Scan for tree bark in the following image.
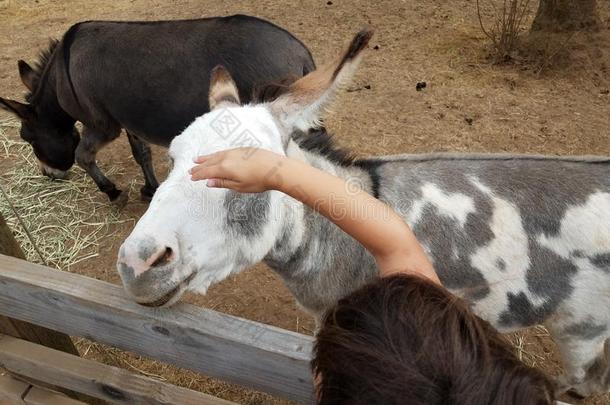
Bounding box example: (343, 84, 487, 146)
(531, 0, 601, 32)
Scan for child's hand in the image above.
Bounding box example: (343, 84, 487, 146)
(189, 148, 285, 193)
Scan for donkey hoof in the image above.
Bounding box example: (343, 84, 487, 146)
(140, 186, 156, 202)
(110, 190, 129, 208)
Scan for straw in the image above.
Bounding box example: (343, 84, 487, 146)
(0, 118, 132, 270)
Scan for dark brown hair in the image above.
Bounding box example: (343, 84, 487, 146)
(313, 275, 555, 405)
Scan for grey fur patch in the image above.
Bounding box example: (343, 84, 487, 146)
(118, 262, 135, 281)
(499, 292, 550, 327)
(565, 320, 608, 341)
(224, 191, 270, 238)
(528, 243, 577, 302)
(137, 236, 158, 262)
(572, 250, 586, 258)
(265, 221, 299, 275)
(266, 204, 376, 316)
(404, 171, 495, 302)
(499, 243, 578, 328)
(496, 258, 506, 271)
(120, 263, 175, 298)
(591, 253, 610, 272)
(478, 162, 603, 237)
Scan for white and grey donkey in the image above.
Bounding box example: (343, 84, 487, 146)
(118, 30, 610, 398)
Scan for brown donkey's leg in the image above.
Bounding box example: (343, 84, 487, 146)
(126, 132, 159, 201)
(75, 126, 125, 205)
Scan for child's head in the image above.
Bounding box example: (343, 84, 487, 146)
(313, 274, 555, 405)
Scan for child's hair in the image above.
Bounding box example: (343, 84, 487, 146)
(312, 274, 555, 405)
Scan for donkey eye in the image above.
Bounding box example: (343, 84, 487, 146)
(168, 156, 175, 169)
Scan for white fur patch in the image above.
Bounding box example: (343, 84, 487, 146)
(408, 183, 475, 227)
(537, 192, 610, 259)
(37, 160, 68, 179)
(468, 193, 540, 326)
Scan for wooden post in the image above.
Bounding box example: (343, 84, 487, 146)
(0, 213, 95, 403)
(0, 213, 79, 355)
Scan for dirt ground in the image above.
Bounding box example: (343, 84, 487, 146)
(0, 0, 609, 404)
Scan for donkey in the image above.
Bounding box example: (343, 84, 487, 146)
(117, 30, 610, 397)
(0, 15, 314, 203)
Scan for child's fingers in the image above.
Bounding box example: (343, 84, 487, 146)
(194, 155, 210, 164)
(194, 151, 224, 164)
(190, 164, 226, 181)
(206, 178, 240, 190)
(189, 155, 225, 174)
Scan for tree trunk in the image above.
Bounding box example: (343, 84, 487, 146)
(531, 0, 600, 32)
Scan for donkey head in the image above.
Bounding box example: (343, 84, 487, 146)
(117, 29, 372, 306)
(0, 60, 79, 179)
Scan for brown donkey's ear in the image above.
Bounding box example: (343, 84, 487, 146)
(18, 60, 36, 91)
(209, 65, 240, 110)
(270, 29, 373, 131)
(0, 97, 34, 121)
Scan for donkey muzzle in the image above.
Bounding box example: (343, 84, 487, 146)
(117, 237, 189, 306)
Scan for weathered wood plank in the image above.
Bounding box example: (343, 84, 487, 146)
(0, 212, 26, 260)
(0, 254, 315, 403)
(0, 334, 236, 405)
(0, 213, 79, 355)
(0, 373, 29, 404)
(23, 386, 87, 405)
(0, 213, 90, 403)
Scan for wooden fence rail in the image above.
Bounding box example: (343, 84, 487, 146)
(0, 253, 315, 404)
(0, 334, 235, 405)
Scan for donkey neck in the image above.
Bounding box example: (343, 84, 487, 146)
(264, 139, 379, 317)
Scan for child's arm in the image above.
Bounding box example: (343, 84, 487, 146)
(190, 148, 440, 285)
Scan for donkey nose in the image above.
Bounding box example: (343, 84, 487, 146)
(117, 237, 179, 302)
(149, 246, 173, 268)
(38, 161, 69, 180)
(120, 242, 176, 276)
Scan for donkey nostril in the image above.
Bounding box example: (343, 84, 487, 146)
(151, 247, 173, 268)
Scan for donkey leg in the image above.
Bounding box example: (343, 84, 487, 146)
(76, 126, 125, 204)
(126, 132, 159, 201)
(551, 330, 610, 398)
(565, 337, 610, 398)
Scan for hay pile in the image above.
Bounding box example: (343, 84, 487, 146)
(0, 118, 133, 270)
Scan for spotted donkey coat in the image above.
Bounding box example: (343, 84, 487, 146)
(118, 30, 610, 397)
(266, 134, 610, 396)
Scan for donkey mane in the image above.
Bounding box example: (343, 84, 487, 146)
(291, 128, 386, 197)
(25, 39, 59, 102)
(291, 128, 357, 167)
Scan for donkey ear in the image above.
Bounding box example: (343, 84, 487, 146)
(18, 60, 36, 91)
(0, 97, 34, 120)
(270, 29, 373, 131)
(209, 65, 240, 110)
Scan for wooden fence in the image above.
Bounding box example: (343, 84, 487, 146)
(0, 257, 580, 405)
(0, 253, 314, 404)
